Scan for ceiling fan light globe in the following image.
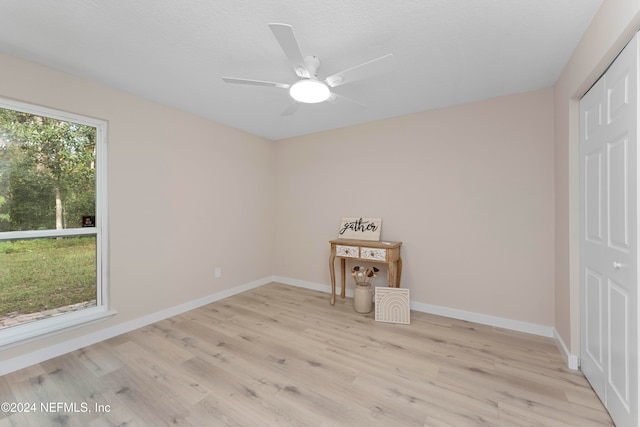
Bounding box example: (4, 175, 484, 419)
(289, 79, 330, 103)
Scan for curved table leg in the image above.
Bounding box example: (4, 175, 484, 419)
(396, 257, 403, 288)
(329, 252, 337, 305)
(388, 259, 396, 288)
(340, 258, 346, 299)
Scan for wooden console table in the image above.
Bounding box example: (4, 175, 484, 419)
(328, 239, 402, 305)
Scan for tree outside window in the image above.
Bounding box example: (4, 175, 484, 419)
(0, 103, 107, 336)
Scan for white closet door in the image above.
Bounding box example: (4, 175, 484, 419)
(580, 33, 639, 427)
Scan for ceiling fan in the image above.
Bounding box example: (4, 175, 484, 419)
(222, 23, 395, 116)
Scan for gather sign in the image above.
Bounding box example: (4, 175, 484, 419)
(338, 217, 381, 241)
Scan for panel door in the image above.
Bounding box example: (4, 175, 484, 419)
(580, 33, 639, 427)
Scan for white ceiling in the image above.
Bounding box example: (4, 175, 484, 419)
(0, 0, 602, 140)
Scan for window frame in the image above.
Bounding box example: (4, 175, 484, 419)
(0, 97, 112, 348)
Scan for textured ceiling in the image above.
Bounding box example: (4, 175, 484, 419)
(0, 0, 602, 140)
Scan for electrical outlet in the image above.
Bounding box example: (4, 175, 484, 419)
(214, 266, 222, 278)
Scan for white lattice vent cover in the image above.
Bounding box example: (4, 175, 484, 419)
(375, 287, 410, 324)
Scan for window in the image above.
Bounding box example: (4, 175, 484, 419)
(0, 98, 110, 346)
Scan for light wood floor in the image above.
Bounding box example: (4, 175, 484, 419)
(0, 282, 613, 426)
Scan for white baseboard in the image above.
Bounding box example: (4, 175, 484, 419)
(0, 276, 579, 375)
(409, 300, 554, 338)
(276, 276, 553, 337)
(275, 276, 582, 369)
(272, 275, 354, 297)
(553, 328, 580, 370)
(0, 276, 272, 376)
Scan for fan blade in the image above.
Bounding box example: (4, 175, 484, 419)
(281, 102, 300, 116)
(327, 92, 366, 110)
(325, 53, 395, 88)
(222, 77, 289, 89)
(268, 23, 310, 78)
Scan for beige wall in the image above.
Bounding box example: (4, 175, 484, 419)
(274, 88, 555, 325)
(554, 2, 640, 355)
(0, 53, 275, 361)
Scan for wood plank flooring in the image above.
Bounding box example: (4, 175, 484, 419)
(0, 282, 613, 426)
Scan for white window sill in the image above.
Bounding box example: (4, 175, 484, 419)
(0, 306, 117, 349)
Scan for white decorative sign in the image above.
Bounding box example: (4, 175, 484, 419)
(375, 287, 410, 324)
(338, 217, 381, 241)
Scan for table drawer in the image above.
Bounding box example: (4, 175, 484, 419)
(336, 245, 359, 258)
(360, 247, 387, 261)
